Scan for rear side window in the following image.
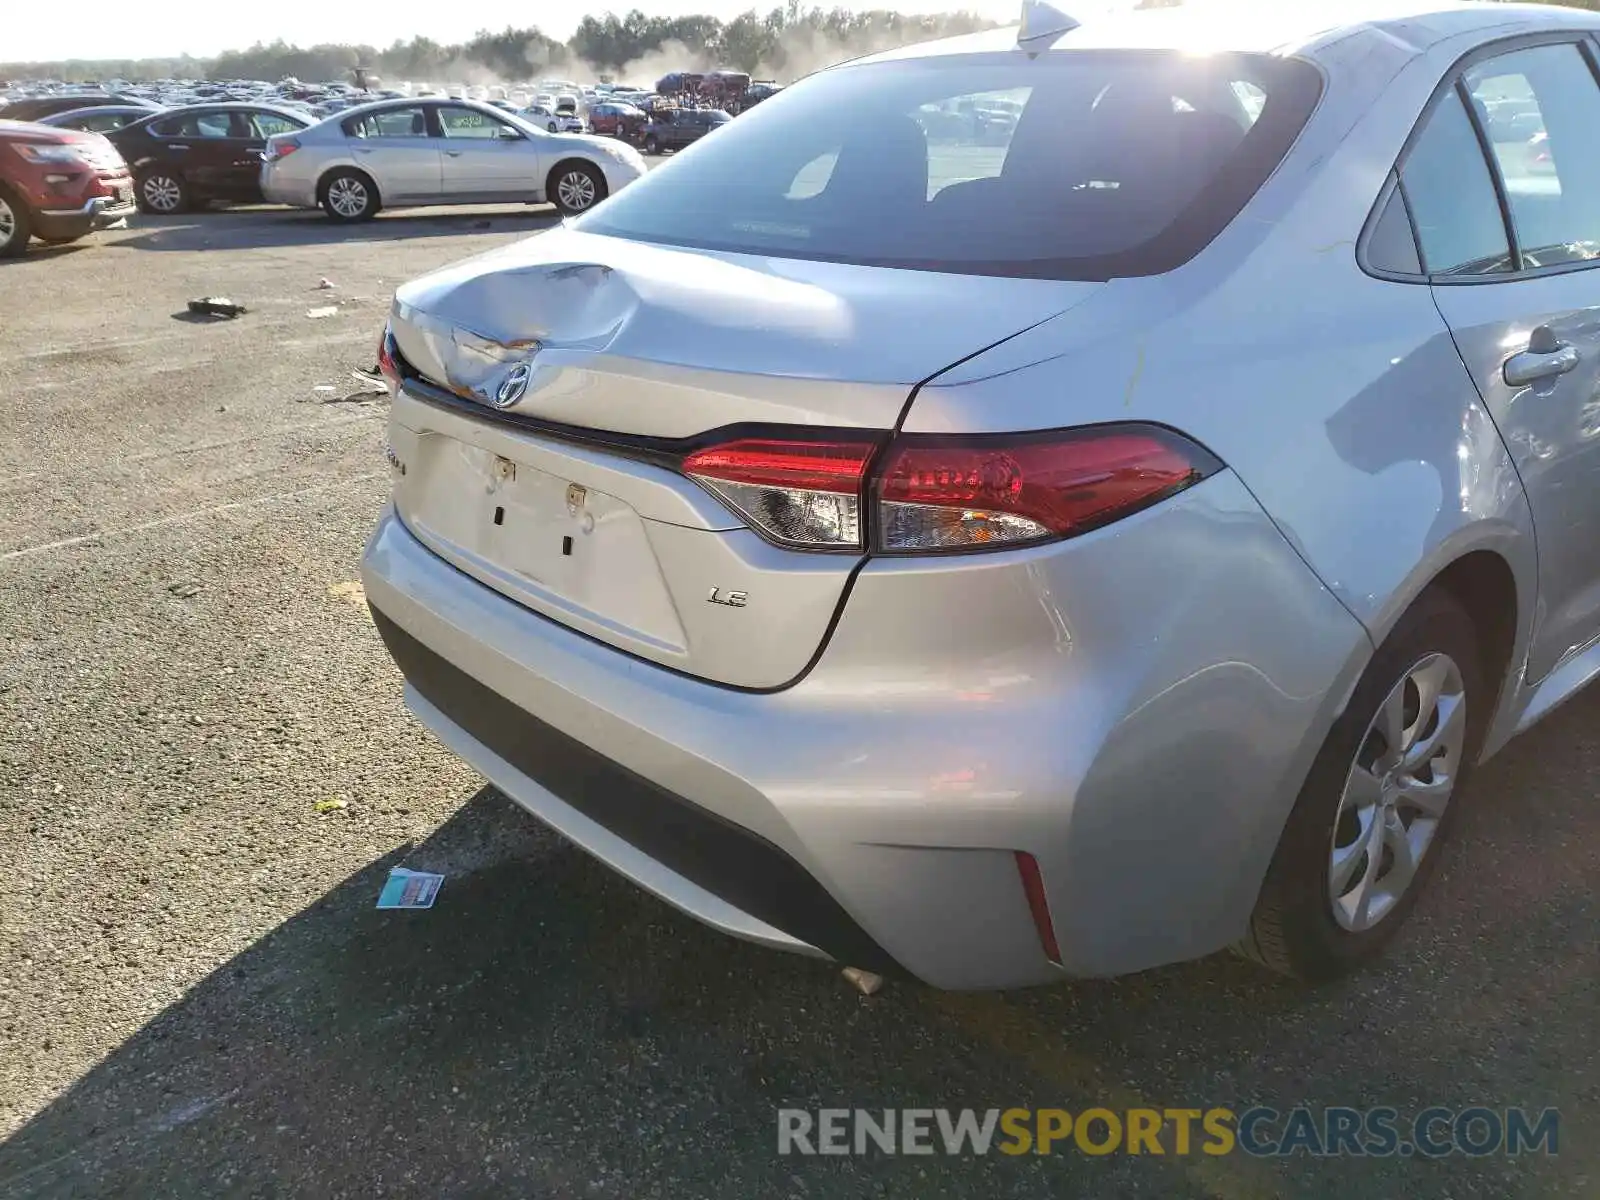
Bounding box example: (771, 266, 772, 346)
(345, 106, 429, 139)
(151, 111, 236, 139)
(1400, 90, 1512, 275)
(574, 51, 1322, 280)
(252, 112, 302, 138)
(1463, 43, 1600, 269)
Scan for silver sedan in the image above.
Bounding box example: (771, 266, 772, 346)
(259, 97, 644, 220)
(362, 2, 1600, 988)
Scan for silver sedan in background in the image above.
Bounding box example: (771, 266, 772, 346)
(259, 97, 644, 219)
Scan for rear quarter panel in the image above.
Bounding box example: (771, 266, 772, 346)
(907, 24, 1539, 729)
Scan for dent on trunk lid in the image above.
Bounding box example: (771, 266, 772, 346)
(389, 227, 1100, 438)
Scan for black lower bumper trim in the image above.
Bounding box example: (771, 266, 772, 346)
(370, 607, 902, 974)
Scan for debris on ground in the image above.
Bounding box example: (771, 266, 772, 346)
(313, 797, 348, 814)
(327, 580, 365, 605)
(350, 366, 385, 388)
(166, 582, 202, 598)
(317, 278, 336, 290)
(306, 305, 340, 319)
(376, 867, 444, 910)
(313, 384, 337, 396)
(186, 297, 247, 319)
(842, 967, 884, 996)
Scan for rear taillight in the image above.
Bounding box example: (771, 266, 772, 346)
(377, 325, 400, 395)
(682, 438, 877, 550)
(875, 425, 1218, 552)
(678, 424, 1217, 555)
(265, 137, 300, 161)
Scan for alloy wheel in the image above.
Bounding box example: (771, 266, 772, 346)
(1328, 652, 1465, 932)
(0, 195, 15, 248)
(327, 177, 368, 218)
(142, 175, 182, 212)
(556, 170, 598, 212)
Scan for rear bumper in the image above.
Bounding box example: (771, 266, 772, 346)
(362, 469, 1371, 989)
(370, 606, 897, 971)
(259, 169, 317, 209)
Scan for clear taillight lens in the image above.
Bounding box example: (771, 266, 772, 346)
(265, 137, 300, 161)
(875, 426, 1219, 552)
(681, 438, 878, 550)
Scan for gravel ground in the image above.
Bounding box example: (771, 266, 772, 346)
(0, 206, 1595, 1200)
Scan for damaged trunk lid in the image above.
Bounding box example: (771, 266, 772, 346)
(385, 226, 1095, 687)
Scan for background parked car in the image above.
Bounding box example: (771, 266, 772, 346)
(37, 105, 164, 134)
(259, 97, 644, 219)
(641, 108, 730, 155)
(588, 102, 647, 142)
(520, 104, 585, 133)
(0, 93, 160, 122)
(0, 120, 135, 256)
(108, 103, 310, 213)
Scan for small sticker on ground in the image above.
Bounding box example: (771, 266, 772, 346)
(377, 867, 443, 910)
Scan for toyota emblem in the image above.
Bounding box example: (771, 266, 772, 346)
(492, 363, 533, 409)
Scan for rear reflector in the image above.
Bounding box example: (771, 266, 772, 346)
(876, 425, 1218, 552)
(682, 438, 877, 549)
(1014, 851, 1062, 965)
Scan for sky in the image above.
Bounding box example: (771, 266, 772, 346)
(14, 0, 1029, 62)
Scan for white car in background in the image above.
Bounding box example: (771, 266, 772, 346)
(259, 97, 643, 219)
(522, 104, 585, 134)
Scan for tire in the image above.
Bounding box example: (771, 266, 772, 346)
(1238, 589, 1488, 981)
(548, 161, 607, 216)
(643, 134, 660, 155)
(0, 186, 32, 257)
(320, 170, 378, 222)
(137, 171, 188, 214)
(40, 236, 85, 246)
(547, 121, 558, 133)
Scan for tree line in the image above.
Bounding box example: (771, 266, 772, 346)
(1, 5, 1003, 86)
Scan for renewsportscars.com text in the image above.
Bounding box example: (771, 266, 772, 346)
(777, 1106, 1559, 1158)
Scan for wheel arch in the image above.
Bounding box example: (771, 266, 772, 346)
(1362, 532, 1534, 761)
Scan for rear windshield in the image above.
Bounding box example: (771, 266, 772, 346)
(576, 51, 1321, 280)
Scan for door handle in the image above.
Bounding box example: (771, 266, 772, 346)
(1504, 340, 1580, 387)
(166, 144, 190, 151)
(353, 147, 373, 155)
(444, 150, 464, 157)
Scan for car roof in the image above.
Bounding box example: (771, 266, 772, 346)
(142, 100, 307, 113)
(861, 1, 1600, 65)
(45, 104, 156, 119)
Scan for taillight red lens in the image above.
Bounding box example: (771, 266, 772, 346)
(678, 425, 1217, 554)
(876, 425, 1217, 552)
(377, 325, 400, 394)
(268, 138, 300, 160)
(682, 438, 877, 549)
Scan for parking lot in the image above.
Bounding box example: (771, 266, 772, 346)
(0, 206, 1596, 1199)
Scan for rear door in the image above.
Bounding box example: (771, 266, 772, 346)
(345, 104, 442, 204)
(149, 109, 237, 194)
(239, 109, 304, 197)
(435, 104, 539, 200)
(1409, 37, 1600, 681)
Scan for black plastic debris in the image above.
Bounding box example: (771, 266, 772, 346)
(187, 297, 247, 319)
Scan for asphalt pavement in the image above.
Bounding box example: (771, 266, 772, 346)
(0, 205, 1595, 1199)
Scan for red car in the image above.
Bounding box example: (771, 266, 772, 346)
(587, 102, 647, 142)
(0, 120, 136, 256)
